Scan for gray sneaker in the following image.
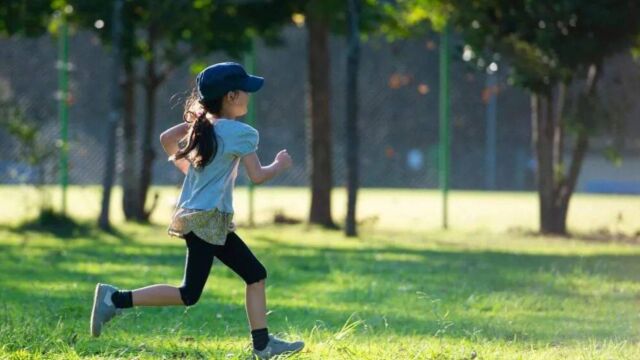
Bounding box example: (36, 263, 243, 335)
(253, 334, 304, 359)
(90, 283, 123, 337)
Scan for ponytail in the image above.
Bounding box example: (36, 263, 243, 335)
(172, 88, 222, 170)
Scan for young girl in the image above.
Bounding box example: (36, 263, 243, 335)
(90, 62, 304, 359)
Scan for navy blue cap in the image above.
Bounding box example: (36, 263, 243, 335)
(196, 62, 264, 101)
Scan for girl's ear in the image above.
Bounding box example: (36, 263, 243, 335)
(221, 91, 235, 106)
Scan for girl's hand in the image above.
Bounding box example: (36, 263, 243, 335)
(275, 149, 292, 170)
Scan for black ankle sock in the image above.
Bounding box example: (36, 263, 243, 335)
(251, 327, 269, 351)
(111, 290, 133, 309)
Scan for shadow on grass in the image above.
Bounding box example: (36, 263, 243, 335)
(1, 213, 136, 245)
(11, 209, 95, 238)
(507, 226, 640, 245)
(1, 227, 639, 347)
(252, 233, 640, 283)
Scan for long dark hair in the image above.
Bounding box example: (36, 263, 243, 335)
(171, 88, 223, 170)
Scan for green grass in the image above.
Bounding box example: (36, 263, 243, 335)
(1, 185, 639, 234)
(1, 186, 639, 359)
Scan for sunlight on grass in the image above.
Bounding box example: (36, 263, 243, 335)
(0, 187, 639, 358)
(1, 185, 638, 234)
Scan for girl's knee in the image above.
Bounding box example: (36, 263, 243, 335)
(247, 264, 267, 286)
(179, 285, 203, 306)
(246, 276, 266, 288)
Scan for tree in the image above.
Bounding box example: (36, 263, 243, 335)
(70, 0, 305, 222)
(112, 0, 385, 229)
(0, 101, 57, 213)
(389, 0, 640, 234)
(98, 0, 124, 231)
(345, 0, 361, 236)
(0, 1, 52, 37)
(0, 0, 66, 219)
(305, 0, 336, 228)
(304, 0, 387, 229)
(66, 0, 140, 223)
(134, 0, 305, 221)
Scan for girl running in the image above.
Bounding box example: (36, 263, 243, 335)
(90, 62, 304, 359)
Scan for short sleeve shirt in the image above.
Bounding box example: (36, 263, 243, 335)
(167, 119, 258, 245)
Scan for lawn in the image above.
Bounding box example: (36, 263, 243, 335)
(0, 186, 639, 359)
(2, 185, 639, 234)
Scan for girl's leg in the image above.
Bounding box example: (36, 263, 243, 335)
(211, 232, 304, 356)
(212, 232, 268, 330)
(245, 279, 267, 330)
(112, 232, 216, 308)
(91, 233, 216, 337)
(131, 284, 183, 306)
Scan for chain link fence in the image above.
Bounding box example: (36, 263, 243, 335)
(1, 26, 638, 192)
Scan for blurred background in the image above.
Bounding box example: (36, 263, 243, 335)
(1, 0, 638, 236)
(1, 2, 640, 358)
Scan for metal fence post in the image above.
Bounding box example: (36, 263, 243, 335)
(57, 6, 70, 215)
(438, 24, 451, 230)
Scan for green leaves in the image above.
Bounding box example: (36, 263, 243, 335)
(378, 0, 449, 40)
(0, 101, 54, 168)
(0, 0, 53, 37)
(389, 0, 640, 95)
(189, 61, 208, 77)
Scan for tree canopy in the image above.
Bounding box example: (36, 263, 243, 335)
(389, 0, 640, 93)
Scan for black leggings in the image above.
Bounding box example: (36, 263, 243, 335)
(178, 231, 267, 306)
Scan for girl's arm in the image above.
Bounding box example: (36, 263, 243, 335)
(159, 123, 190, 175)
(242, 150, 292, 185)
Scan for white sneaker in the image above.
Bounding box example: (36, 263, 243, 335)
(90, 283, 123, 337)
(253, 334, 304, 359)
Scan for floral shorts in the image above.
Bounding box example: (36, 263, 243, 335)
(167, 207, 236, 246)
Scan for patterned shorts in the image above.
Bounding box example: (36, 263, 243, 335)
(167, 207, 236, 246)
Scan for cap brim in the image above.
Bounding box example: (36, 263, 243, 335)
(242, 75, 264, 93)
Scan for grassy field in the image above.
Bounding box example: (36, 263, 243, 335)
(1, 185, 639, 234)
(0, 186, 639, 359)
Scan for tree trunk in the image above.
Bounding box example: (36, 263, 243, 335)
(121, 57, 137, 220)
(134, 23, 160, 222)
(553, 64, 599, 231)
(531, 91, 566, 235)
(306, 3, 335, 228)
(532, 92, 558, 234)
(98, 0, 124, 231)
(533, 64, 599, 235)
(553, 83, 566, 170)
(345, 0, 360, 237)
